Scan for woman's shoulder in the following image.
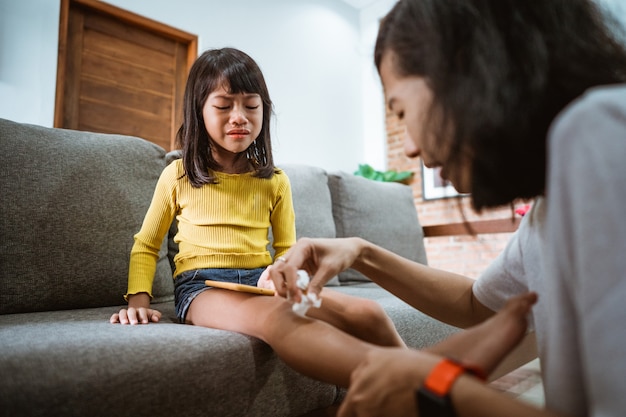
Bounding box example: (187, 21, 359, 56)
(549, 84, 626, 146)
(550, 84, 626, 141)
(568, 84, 625, 115)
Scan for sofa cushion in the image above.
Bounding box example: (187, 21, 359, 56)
(0, 285, 459, 417)
(276, 164, 339, 285)
(327, 171, 428, 284)
(0, 303, 339, 417)
(0, 118, 174, 314)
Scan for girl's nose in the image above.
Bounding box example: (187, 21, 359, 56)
(230, 107, 247, 124)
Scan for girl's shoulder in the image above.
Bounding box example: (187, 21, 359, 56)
(159, 158, 185, 183)
(272, 166, 290, 183)
(165, 158, 184, 172)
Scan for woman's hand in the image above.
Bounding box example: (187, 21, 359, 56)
(270, 237, 365, 301)
(338, 347, 440, 417)
(109, 292, 161, 325)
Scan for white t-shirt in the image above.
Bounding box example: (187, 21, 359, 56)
(473, 84, 626, 417)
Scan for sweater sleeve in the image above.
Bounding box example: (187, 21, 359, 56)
(270, 171, 296, 260)
(125, 162, 179, 299)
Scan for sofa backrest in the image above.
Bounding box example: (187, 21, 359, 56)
(0, 118, 175, 315)
(0, 118, 428, 314)
(278, 165, 428, 285)
(326, 171, 428, 284)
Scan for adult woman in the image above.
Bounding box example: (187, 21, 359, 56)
(270, 0, 626, 416)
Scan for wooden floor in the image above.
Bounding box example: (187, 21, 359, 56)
(490, 358, 544, 406)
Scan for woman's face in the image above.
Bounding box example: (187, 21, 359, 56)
(379, 51, 471, 193)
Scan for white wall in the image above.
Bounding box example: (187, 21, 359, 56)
(0, 0, 394, 173)
(9, 0, 618, 173)
(0, 0, 61, 129)
(358, 0, 398, 170)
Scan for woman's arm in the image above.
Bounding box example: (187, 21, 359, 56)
(353, 238, 493, 328)
(339, 294, 558, 417)
(452, 373, 563, 417)
(274, 237, 493, 328)
(336, 347, 562, 417)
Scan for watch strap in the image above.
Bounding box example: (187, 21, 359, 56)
(417, 358, 487, 417)
(423, 358, 468, 396)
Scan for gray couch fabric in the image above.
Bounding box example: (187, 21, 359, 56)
(0, 119, 174, 314)
(0, 118, 459, 417)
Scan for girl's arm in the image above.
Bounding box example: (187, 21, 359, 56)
(270, 173, 297, 260)
(110, 163, 179, 325)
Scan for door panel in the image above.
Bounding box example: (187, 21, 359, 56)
(55, 0, 197, 151)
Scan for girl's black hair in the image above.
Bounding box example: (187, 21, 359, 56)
(176, 48, 276, 187)
(375, 0, 626, 211)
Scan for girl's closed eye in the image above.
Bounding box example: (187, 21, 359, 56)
(245, 97, 262, 110)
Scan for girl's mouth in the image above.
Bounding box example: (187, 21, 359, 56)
(227, 128, 250, 136)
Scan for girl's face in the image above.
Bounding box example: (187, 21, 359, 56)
(203, 84, 263, 161)
(379, 51, 471, 193)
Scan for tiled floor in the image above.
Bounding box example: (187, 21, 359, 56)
(490, 358, 544, 406)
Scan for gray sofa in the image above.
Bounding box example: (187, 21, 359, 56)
(0, 118, 459, 417)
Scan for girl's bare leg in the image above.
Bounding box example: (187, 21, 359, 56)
(259, 266, 404, 347)
(186, 289, 378, 387)
(306, 289, 406, 348)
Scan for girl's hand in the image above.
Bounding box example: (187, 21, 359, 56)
(110, 307, 162, 325)
(270, 237, 364, 301)
(109, 292, 161, 325)
(257, 265, 278, 295)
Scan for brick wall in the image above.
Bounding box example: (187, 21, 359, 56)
(385, 110, 521, 279)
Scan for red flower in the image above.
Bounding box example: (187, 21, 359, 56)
(515, 204, 531, 217)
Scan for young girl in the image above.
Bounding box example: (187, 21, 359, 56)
(271, 0, 626, 416)
(110, 47, 413, 387)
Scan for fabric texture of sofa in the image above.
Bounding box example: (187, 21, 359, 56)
(0, 118, 459, 417)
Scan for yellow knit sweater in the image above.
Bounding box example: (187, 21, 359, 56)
(126, 159, 296, 298)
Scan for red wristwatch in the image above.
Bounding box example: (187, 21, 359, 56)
(416, 358, 486, 417)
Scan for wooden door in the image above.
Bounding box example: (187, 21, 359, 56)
(54, 0, 197, 151)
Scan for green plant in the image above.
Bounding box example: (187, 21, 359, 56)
(353, 164, 414, 183)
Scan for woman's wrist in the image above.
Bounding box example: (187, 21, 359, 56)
(416, 358, 487, 417)
(351, 237, 373, 268)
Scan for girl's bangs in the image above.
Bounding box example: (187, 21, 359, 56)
(222, 66, 260, 95)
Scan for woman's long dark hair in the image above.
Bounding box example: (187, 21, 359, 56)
(176, 48, 275, 187)
(375, 0, 626, 211)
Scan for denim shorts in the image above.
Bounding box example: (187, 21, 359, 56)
(174, 267, 266, 323)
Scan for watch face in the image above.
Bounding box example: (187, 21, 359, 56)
(416, 388, 457, 417)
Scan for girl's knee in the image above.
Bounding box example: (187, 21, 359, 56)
(345, 298, 392, 329)
(343, 298, 403, 346)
